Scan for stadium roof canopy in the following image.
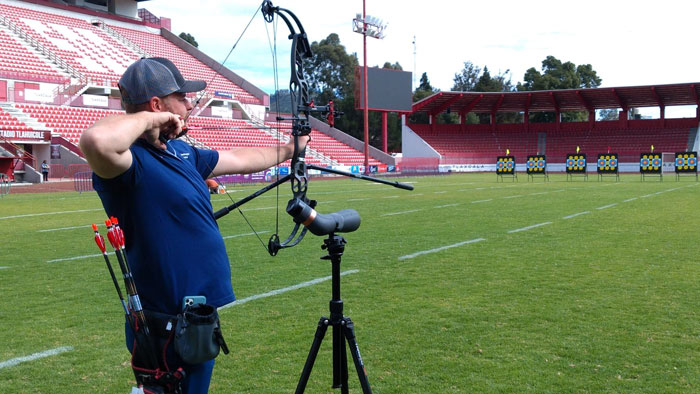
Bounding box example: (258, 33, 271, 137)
(412, 82, 700, 116)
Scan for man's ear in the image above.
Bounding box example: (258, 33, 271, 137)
(147, 96, 163, 112)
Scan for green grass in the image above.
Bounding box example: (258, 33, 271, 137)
(0, 173, 699, 393)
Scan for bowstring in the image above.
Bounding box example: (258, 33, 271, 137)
(264, 11, 283, 245)
(180, 2, 271, 253)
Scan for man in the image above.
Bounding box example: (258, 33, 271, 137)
(41, 160, 49, 182)
(80, 57, 308, 393)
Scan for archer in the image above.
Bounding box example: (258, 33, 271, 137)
(79, 57, 308, 393)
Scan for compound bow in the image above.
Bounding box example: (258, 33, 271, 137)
(209, 1, 413, 256)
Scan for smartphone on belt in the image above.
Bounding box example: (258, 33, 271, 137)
(182, 295, 206, 310)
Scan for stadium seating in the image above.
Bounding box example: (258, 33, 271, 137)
(0, 3, 137, 86)
(410, 121, 695, 164)
(109, 25, 262, 105)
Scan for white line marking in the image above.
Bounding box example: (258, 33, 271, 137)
(434, 203, 460, 208)
(623, 197, 638, 202)
(38, 224, 93, 233)
(529, 192, 549, 196)
(382, 195, 400, 199)
(0, 266, 9, 270)
(472, 199, 492, 203)
(222, 231, 270, 239)
(381, 209, 422, 217)
(563, 211, 591, 219)
(347, 198, 370, 202)
(398, 238, 486, 261)
(503, 195, 523, 199)
(0, 208, 102, 220)
(507, 222, 552, 234)
(219, 270, 359, 309)
(48, 232, 266, 263)
(641, 194, 654, 198)
(0, 346, 73, 369)
(47, 253, 107, 263)
(596, 203, 618, 210)
(433, 191, 447, 194)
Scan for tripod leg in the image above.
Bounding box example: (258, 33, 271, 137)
(332, 320, 349, 393)
(296, 317, 329, 394)
(343, 317, 373, 394)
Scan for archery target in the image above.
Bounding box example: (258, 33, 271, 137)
(597, 153, 619, 174)
(640, 153, 662, 174)
(675, 152, 698, 173)
(526, 155, 546, 174)
(566, 154, 587, 174)
(496, 156, 515, 174)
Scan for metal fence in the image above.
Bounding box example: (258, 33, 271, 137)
(73, 171, 93, 193)
(0, 173, 10, 197)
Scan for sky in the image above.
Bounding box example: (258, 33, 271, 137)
(140, 0, 700, 116)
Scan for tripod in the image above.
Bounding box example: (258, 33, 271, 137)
(295, 233, 372, 394)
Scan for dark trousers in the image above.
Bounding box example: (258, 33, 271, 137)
(42, 172, 48, 181)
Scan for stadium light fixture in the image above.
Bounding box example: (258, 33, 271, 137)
(353, 2, 387, 174)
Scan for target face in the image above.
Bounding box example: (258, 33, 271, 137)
(640, 153, 661, 174)
(496, 156, 515, 174)
(597, 153, 619, 174)
(526, 155, 546, 174)
(566, 153, 587, 174)
(675, 151, 698, 173)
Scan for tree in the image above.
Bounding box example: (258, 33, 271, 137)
(452, 61, 481, 92)
(409, 72, 439, 124)
(178, 32, 198, 47)
(517, 56, 602, 122)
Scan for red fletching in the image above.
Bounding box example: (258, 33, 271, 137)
(111, 216, 126, 248)
(92, 224, 107, 253)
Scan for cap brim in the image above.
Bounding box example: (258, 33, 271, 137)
(176, 80, 206, 93)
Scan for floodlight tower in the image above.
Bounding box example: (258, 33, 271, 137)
(353, 2, 386, 174)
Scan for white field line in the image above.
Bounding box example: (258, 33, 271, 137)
(38, 224, 94, 233)
(507, 222, 552, 234)
(0, 346, 73, 370)
(596, 203, 618, 210)
(47, 232, 265, 262)
(47, 252, 109, 263)
(503, 195, 523, 199)
(382, 195, 400, 199)
(623, 197, 638, 202)
(398, 238, 486, 261)
(219, 270, 359, 310)
(0, 208, 102, 220)
(347, 198, 370, 201)
(381, 209, 422, 217)
(434, 203, 460, 208)
(563, 211, 591, 220)
(0, 266, 8, 269)
(472, 199, 492, 204)
(222, 231, 270, 239)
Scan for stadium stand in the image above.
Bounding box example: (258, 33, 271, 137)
(109, 24, 262, 105)
(406, 88, 700, 171)
(0, 0, 390, 183)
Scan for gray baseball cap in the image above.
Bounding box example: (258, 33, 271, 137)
(119, 57, 206, 105)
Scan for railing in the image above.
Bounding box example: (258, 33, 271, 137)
(0, 14, 83, 81)
(0, 135, 36, 169)
(92, 19, 151, 58)
(0, 173, 10, 197)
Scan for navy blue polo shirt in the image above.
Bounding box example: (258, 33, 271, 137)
(93, 138, 235, 315)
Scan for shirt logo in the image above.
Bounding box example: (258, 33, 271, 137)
(179, 152, 190, 159)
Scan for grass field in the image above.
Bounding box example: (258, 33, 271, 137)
(1, 173, 699, 393)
